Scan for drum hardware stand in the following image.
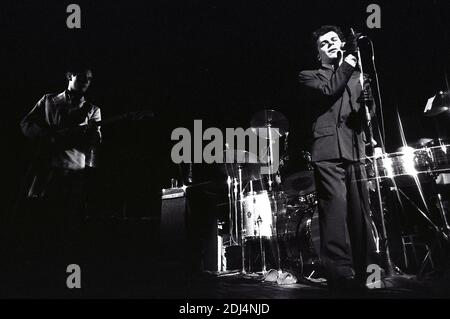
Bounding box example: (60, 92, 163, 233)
(256, 215, 267, 274)
(422, 176, 450, 277)
(437, 193, 450, 235)
(227, 176, 239, 246)
(269, 192, 283, 274)
(233, 177, 239, 245)
(283, 132, 289, 164)
(262, 123, 283, 273)
(353, 29, 396, 276)
(390, 186, 450, 278)
(266, 125, 274, 192)
(301, 151, 314, 171)
(370, 215, 381, 254)
(430, 170, 450, 236)
(238, 167, 247, 274)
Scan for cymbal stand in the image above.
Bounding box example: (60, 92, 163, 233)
(266, 126, 274, 192)
(238, 167, 246, 274)
(264, 126, 283, 273)
(227, 176, 238, 245)
(233, 178, 239, 244)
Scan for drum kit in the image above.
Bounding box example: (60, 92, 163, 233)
(220, 105, 450, 279)
(221, 109, 320, 277)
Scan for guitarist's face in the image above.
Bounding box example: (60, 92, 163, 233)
(68, 70, 93, 93)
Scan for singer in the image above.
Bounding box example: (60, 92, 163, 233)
(19, 64, 101, 261)
(298, 25, 379, 292)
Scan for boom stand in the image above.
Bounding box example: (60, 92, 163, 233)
(354, 36, 396, 276)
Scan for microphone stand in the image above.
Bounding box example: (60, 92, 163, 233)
(352, 29, 396, 277)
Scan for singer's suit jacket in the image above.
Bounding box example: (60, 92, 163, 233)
(299, 61, 374, 162)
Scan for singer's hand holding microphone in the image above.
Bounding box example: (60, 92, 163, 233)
(341, 32, 364, 67)
(343, 32, 363, 55)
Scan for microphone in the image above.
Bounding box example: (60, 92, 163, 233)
(341, 29, 369, 54)
(350, 27, 369, 40)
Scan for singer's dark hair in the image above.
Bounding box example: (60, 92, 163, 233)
(311, 25, 345, 52)
(65, 63, 92, 80)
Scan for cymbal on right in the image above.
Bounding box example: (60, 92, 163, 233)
(409, 138, 433, 148)
(424, 91, 450, 117)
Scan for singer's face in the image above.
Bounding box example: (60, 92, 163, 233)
(68, 70, 93, 93)
(317, 31, 344, 64)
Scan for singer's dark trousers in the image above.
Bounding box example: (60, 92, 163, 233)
(314, 159, 378, 285)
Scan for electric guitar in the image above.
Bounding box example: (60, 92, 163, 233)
(25, 109, 154, 198)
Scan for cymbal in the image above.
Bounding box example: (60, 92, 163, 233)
(221, 150, 263, 181)
(223, 149, 259, 164)
(283, 171, 315, 197)
(424, 91, 450, 117)
(250, 109, 289, 138)
(409, 138, 433, 148)
(425, 138, 449, 147)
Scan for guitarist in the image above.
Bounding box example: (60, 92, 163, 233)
(19, 65, 101, 252)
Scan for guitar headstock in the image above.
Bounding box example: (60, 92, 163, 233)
(128, 110, 155, 121)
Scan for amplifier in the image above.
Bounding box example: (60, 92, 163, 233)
(160, 188, 187, 265)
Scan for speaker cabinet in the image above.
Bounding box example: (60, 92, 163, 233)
(160, 188, 188, 265)
(160, 187, 220, 273)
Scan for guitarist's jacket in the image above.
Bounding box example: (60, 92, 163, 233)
(20, 90, 101, 198)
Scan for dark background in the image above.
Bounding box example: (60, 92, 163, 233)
(1, 0, 450, 298)
(1, 0, 450, 221)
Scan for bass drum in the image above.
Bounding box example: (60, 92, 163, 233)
(277, 205, 321, 276)
(242, 191, 286, 238)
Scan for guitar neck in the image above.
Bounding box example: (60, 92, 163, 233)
(54, 110, 153, 134)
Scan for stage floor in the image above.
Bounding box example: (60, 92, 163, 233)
(1, 218, 450, 299)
